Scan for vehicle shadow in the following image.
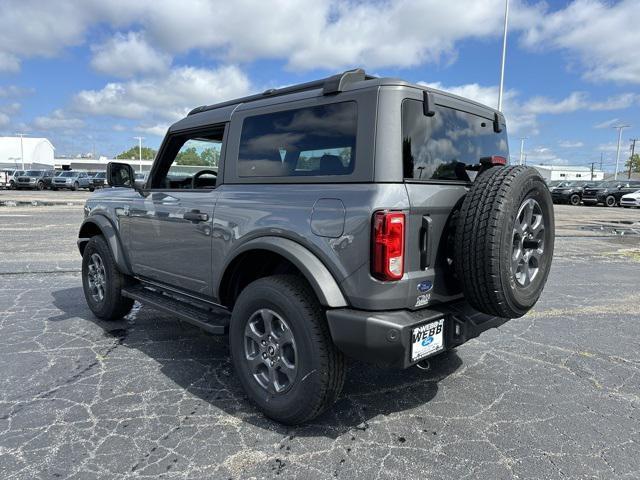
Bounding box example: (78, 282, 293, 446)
(50, 286, 463, 438)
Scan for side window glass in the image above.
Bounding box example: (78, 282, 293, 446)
(237, 102, 357, 177)
(402, 99, 509, 182)
(151, 129, 224, 189)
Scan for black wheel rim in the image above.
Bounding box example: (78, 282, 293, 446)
(511, 198, 546, 287)
(87, 253, 106, 303)
(243, 308, 298, 394)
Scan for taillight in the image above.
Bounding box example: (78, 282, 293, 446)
(371, 211, 405, 281)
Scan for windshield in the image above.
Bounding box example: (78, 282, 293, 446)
(25, 170, 42, 176)
(94, 172, 106, 178)
(59, 172, 75, 178)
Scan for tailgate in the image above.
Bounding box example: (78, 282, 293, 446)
(403, 182, 467, 308)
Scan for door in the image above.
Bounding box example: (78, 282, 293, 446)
(127, 126, 225, 296)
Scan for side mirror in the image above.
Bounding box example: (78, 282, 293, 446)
(106, 162, 135, 188)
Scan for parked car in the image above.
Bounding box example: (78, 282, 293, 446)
(90, 171, 107, 189)
(77, 69, 555, 424)
(0, 169, 14, 189)
(550, 180, 597, 205)
(14, 169, 56, 190)
(583, 180, 640, 206)
(51, 171, 94, 191)
(620, 190, 640, 208)
(3, 170, 24, 189)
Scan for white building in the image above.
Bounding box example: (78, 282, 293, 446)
(0, 136, 55, 169)
(531, 164, 604, 182)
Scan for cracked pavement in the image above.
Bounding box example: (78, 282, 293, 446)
(0, 202, 639, 479)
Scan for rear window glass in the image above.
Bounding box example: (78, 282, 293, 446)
(238, 102, 357, 177)
(402, 99, 509, 182)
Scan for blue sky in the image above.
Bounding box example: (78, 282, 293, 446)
(0, 0, 638, 171)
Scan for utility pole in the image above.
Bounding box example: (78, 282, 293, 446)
(629, 138, 637, 179)
(590, 162, 596, 181)
(497, 0, 510, 111)
(613, 125, 630, 180)
(519, 137, 527, 165)
(599, 152, 603, 170)
(133, 136, 144, 173)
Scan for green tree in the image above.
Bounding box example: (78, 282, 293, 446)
(116, 146, 157, 160)
(199, 148, 220, 167)
(175, 147, 201, 165)
(625, 153, 640, 174)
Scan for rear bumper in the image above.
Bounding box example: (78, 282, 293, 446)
(326, 301, 508, 369)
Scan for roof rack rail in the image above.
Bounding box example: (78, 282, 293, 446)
(188, 68, 373, 116)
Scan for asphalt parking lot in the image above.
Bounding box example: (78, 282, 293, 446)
(1, 192, 639, 479)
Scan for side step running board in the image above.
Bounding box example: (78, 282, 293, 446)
(122, 285, 230, 334)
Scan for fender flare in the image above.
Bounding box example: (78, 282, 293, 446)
(77, 215, 133, 275)
(219, 236, 347, 308)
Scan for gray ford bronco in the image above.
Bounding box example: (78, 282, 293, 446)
(78, 69, 554, 424)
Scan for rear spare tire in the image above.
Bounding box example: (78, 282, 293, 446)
(454, 166, 554, 318)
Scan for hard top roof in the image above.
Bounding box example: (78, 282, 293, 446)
(171, 68, 502, 132)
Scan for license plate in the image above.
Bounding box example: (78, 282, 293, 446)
(411, 319, 445, 362)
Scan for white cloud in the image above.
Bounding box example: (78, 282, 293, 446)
(0, 85, 32, 97)
(0, 0, 542, 72)
(32, 109, 84, 130)
(521, 0, 640, 84)
(135, 124, 170, 137)
(526, 146, 570, 166)
(523, 92, 588, 115)
(593, 118, 621, 129)
(422, 81, 538, 135)
(558, 141, 584, 148)
(73, 65, 251, 122)
(90, 32, 171, 78)
(0, 52, 20, 72)
(522, 92, 638, 115)
(0, 112, 9, 127)
(597, 142, 619, 152)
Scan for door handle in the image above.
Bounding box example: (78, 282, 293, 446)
(183, 210, 209, 222)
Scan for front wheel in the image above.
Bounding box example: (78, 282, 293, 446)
(89, 186, 95, 192)
(81, 235, 134, 320)
(229, 275, 345, 425)
(605, 195, 616, 207)
(73, 181, 79, 191)
(570, 194, 581, 206)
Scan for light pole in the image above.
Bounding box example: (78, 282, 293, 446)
(133, 136, 144, 173)
(497, 0, 510, 111)
(612, 125, 630, 180)
(14, 133, 27, 170)
(519, 137, 527, 165)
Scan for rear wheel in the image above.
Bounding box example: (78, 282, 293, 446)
(569, 193, 581, 206)
(229, 275, 345, 425)
(73, 181, 79, 191)
(455, 166, 554, 318)
(605, 195, 616, 207)
(81, 235, 134, 320)
(36, 181, 44, 190)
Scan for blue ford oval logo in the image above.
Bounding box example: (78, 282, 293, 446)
(417, 280, 433, 293)
(421, 337, 433, 347)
